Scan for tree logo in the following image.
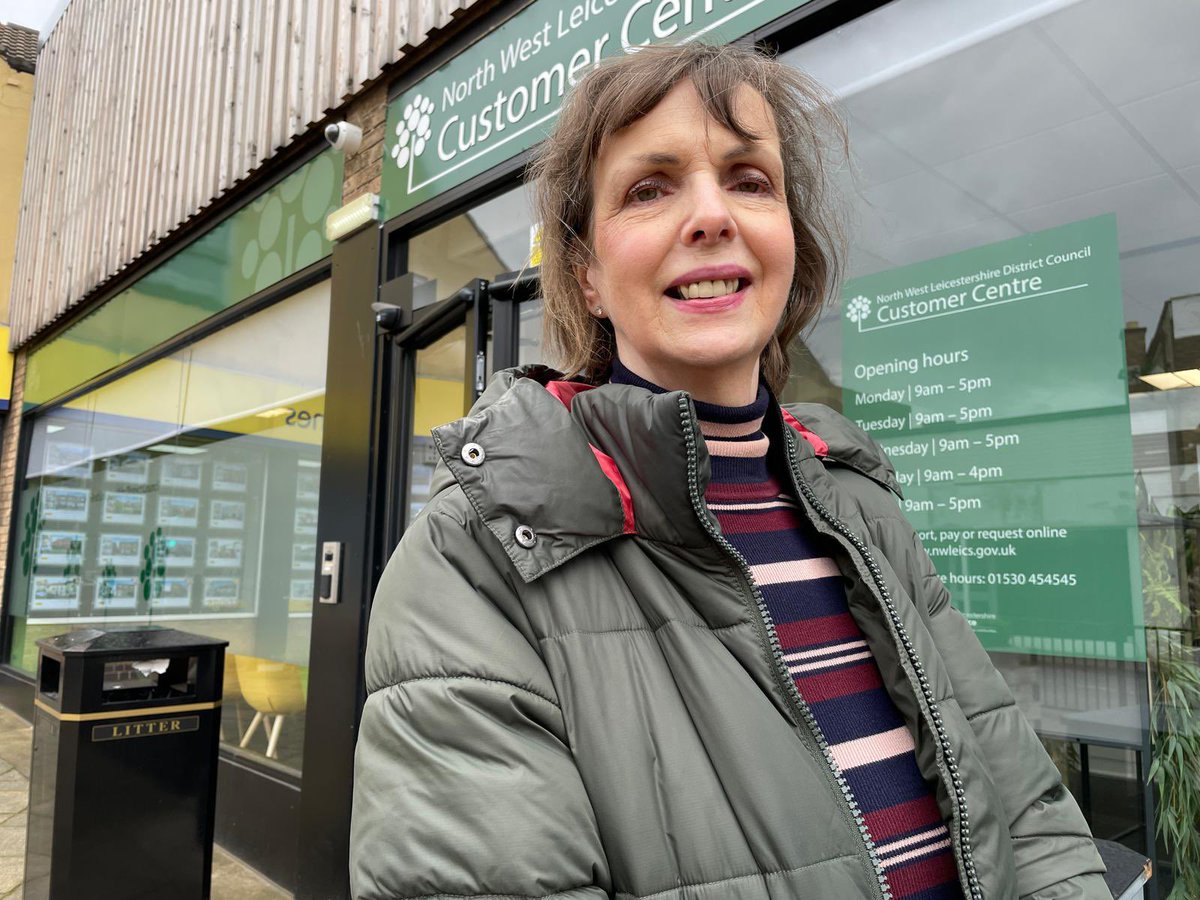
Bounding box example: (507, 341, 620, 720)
(19, 491, 42, 577)
(846, 294, 872, 324)
(139, 527, 166, 601)
(391, 94, 435, 170)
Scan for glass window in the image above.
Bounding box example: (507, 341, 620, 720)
(9, 282, 330, 775)
(408, 185, 537, 311)
(783, 0, 1200, 886)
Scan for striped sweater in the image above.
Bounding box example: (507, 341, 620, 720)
(611, 362, 964, 900)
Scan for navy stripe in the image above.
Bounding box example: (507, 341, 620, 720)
(811, 688, 907, 743)
(844, 753, 934, 813)
(761, 579, 849, 619)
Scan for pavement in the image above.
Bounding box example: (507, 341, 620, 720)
(0, 703, 289, 899)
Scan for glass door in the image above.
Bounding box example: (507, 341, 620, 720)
(391, 281, 488, 528)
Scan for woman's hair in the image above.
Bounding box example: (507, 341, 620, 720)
(528, 41, 848, 393)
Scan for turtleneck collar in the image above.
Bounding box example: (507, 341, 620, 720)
(608, 358, 772, 463)
(608, 358, 770, 431)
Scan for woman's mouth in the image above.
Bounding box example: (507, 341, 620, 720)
(664, 277, 749, 301)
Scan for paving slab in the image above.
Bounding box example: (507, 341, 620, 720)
(0, 827, 24, 859)
(0, 857, 20, 896)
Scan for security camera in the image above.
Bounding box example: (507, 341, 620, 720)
(324, 121, 362, 154)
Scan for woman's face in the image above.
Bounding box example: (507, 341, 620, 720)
(578, 80, 795, 398)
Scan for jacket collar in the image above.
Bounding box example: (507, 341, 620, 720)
(431, 366, 898, 582)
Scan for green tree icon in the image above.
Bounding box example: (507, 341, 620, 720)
(19, 491, 42, 577)
(139, 527, 166, 601)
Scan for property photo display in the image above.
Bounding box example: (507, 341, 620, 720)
(210, 499, 245, 530)
(161, 457, 203, 489)
(42, 487, 89, 522)
(203, 576, 241, 609)
(98, 534, 141, 567)
(31, 575, 81, 612)
(102, 491, 146, 525)
(157, 534, 196, 567)
(104, 453, 149, 484)
(150, 576, 192, 610)
(207, 537, 243, 568)
(36, 531, 85, 567)
(95, 576, 139, 610)
(158, 495, 199, 527)
(43, 443, 91, 479)
(211, 463, 248, 492)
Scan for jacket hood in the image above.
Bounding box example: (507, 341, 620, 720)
(429, 366, 900, 582)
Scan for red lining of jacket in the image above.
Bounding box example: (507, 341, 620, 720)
(543, 381, 829, 533)
(781, 408, 829, 458)
(544, 381, 636, 534)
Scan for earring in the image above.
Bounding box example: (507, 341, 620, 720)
(593, 306, 604, 316)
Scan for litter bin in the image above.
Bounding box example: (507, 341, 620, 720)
(24, 627, 227, 900)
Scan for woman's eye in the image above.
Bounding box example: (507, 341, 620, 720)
(734, 175, 771, 194)
(629, 182, 664, 203)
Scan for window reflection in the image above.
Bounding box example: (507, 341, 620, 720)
(10, 282, 330, 775)
(783, 0, 1200, 883)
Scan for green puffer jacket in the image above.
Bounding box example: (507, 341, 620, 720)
(351, 367, 1108, 900)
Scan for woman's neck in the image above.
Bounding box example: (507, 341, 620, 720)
(607, 355, 762, 406)
(609, 358, 769, 416)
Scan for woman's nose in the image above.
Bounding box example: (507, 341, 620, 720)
(681, 178, 738, 246)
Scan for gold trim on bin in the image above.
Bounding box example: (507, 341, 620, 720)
(34, 698, 221, 722)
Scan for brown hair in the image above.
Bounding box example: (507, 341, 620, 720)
(528, 41, 848, 393)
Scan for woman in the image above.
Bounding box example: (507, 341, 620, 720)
(351, 43, 1107, 900)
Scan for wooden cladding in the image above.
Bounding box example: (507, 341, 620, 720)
(9, 0, 481, 348)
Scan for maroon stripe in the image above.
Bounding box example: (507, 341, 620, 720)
(775, 613, 861, 649)
(705, 481, 783, 502)
(864, 795, 945, 843)
(887, 847, 960, 896)
(715, 508, 805, 534)
(793, 660, 882, 703)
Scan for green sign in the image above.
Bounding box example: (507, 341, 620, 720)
(25, 151, 343, 408)
(842, 215, 1143, 661)
(383, 0, 813, 217)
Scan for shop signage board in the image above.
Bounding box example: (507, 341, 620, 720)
(383, 0, 813, 217)
(841, 214, 1143, 661)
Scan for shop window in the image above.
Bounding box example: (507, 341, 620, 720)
(782, 0, 1200, 885)
(8, 281, 331, 776)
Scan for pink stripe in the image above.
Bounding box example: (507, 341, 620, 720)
(706, 436, 770, 458)
(788, 649, 873, 674)
(829, 725, 915, 771)
(881, 839, 951, 869)
(877, 827, 946, 857)
(750, 557, 839, 585)
(698, 417, 765, 438)
(784, 639, 866, 662)
(707, 499, 798, 512)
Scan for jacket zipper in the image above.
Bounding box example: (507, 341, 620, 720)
(779, 426, 983, 900)
(676, 396, 891, 900)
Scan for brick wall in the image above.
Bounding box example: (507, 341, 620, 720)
(0, 351, 26, 615)
(341, 82, 388, 205)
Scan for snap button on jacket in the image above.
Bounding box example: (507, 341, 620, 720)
(350, 367, 1108, 900)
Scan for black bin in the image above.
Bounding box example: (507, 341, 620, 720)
(24, 628, 228, 900)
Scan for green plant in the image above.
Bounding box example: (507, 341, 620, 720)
(1149, 648, 1200, 899)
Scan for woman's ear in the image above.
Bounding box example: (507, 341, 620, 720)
(575, 262, 600, 307)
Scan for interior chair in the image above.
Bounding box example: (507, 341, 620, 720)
(235, 654, 307, 760)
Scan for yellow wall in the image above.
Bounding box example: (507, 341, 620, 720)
(0, 57, 34, 328)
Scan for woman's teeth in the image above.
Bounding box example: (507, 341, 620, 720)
(676, 278, 740, 299)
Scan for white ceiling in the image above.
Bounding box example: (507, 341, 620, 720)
(786, 0, 1200, 364)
